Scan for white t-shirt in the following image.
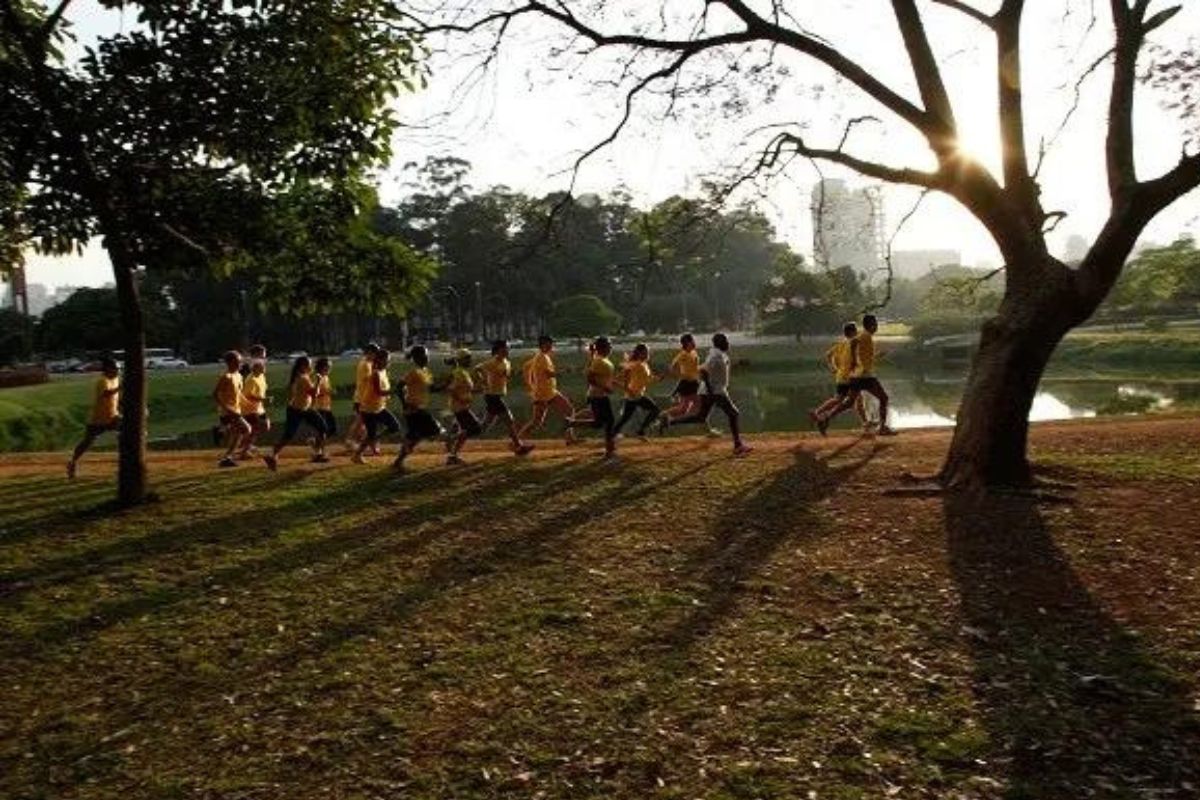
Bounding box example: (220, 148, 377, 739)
(702, 348, 730, 396)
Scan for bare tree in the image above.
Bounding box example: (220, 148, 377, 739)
(406, 0, 1199, 490)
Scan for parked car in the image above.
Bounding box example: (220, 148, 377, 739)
(148, 357, 190, 370)
(339, 348, 363, 359)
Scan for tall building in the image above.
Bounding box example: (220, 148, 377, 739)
(811, 179, 885, 277)
(1064, 234, 1088, 265)
(25, 283, 51, 317)
(889, 249, 962, 280)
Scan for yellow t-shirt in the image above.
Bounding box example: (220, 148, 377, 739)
(353, 357, 373, 404)
(403, 367, 433, 411)
(586, 356, 615, 398)
(447, 367, 474, 412)
(528, 351, 557, 402)
(828, 340, 854, 384)
(854, 331, 876, 377)
(671, 349, 700, 381)
(478, 356, 510, 396)
(215, 371, 243, 416)
(289, 374, 316, 411)
(314, 374, 333, 411)
(240, 373, 267, 415)
(89, 375, 120, 425)
(623, 360, 653, 399)
(360, 369, 390, 414)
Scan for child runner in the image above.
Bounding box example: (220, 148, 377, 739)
(445, 349, 483, 466)
(345, 342, 380, 452)
(313, 357, 337, 443)
(475, 339, 534, 456)
(238, 358, 270, 458)
(352, 348, 402, 464)
(519, 335, 577, 444)
(660, 333, 752, 456)
(213, 350, 251, 468)
(393, 346, 445, 472)
(66, 356, 121, 478)
(661, 333, 702, 423)
(809, 322, 865, 436)
(566, 335, 618, 460)
(264, 356, 328, 470)
(613, 343, 661, 440)
(824, 314, 896, 436)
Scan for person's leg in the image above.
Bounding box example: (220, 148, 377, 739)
(549, 393, 577, 442)
(221, 416, 251, 466)
(68, 426, 101, 477)
(864, 380, 892, 432)
(519, 402, 549, 438)
(635, 397, 661, 436)
(597, 399, 617, 457)
(354, 412, 381, 461)
(305, 410, 328, 457)
(671, 395, 715, 428)
(715, 395, 750, 452)
(613, 399, 640, 436)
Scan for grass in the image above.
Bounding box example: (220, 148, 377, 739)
(1, 418, 1199, 798)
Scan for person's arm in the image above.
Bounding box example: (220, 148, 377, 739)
(849, 339, 860, 372)
(211, 375, 225, 403)
(372, 372, 390, 396)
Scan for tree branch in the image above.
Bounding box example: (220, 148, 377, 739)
(994, 0, 1041, 223)
(765, 132, 946, 189)
(927, 0, 995, 28)
(1105, 0, 1147, 198)
(890, 0, 958, 148)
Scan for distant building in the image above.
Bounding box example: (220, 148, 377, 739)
(811, 179, 885, 278)
(25, 283, 51, 316)
(889, 249, 962, 280)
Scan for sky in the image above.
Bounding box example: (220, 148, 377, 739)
(18, 0, 1200, 289)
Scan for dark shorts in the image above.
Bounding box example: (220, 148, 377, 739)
(362, 409, 401, 442)
(674, 379, 701, 398)
(849, 376, 885, 395)
(281, 406, 327, 443)
(219, 412, 245, 427)
(588, 396, 616, 436)
(836, 382, 853, 398)
(700, 393, 740, 419)
(455, 409, 483, 438)
(484, 394, 510, 418)
(318, 409, 337, 435)
(246, 412, 268, 426)
(85, 418, 121, 437)
(405, 409, 443, 443)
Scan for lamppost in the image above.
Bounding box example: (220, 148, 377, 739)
(474, 281, 483, 345)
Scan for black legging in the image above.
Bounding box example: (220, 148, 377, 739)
(672, 393, 742, 440)
(613, 396, 661, 436)
(279, 406, 328, 444)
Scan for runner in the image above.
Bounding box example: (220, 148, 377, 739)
(823, 314, 896, 436)
(566, 335, 618, 460)
(809, 322, 867, 436)
(352, 348, 401, 464)
(66, 356, 121, 479)
(660, 333, 752, 456)
(518, 335, 577, 444)
(264, 356, 328, 470)
(345, 342, 381, 453)
(613, 343, 661, 441)
(212, 351, 251, 468)
(238, 358, 270, 458)
(475, 339, 534, 455)
(393, 346, 445, 472)
(445, 349, 483, 465)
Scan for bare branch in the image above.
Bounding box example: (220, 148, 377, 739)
(927, 0, 995, 28)
(766, 132, 945, 189)
(890, 0, 958, 147)
(40, 0, 74, 40)
(994, 0, 1042, 223)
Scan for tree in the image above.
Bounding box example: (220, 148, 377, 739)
(36, 285, 177, 357)
(415, 1, 1200, 489)
(756, 253, 845, 337)
(2, 1, 425, 505)
(0, 306, 32, 366)
(547, 294, 623, 339)
(1106, 236, 1200, 314)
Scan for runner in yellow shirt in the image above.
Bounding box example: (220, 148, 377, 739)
(565, 336, 618, 459)
(345, 342, 380, 452)
(444, 349, 483, 465)
(352, 348, 402, 463)
(393, 345, 445, 472)
(475, 339, 534, 456)
(518, 335, 577, 443)
(613, 343, 662, 440)
(212, 350, 251, 468)
(823, 314, 895, 436)
(237, 359, 270, 458)
(313, 357, 337, 440)
(809, 322, 867, 435)
(264, 356, 330, 470)
(67, 356, 122, 479)
(660, 333, 703, 424)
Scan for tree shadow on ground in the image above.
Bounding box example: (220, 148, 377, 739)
(654, 440, 888, 653)
(944, 492, 1200, 797)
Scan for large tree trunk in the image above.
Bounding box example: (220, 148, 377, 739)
(107, 234, 149, 507)
(940, 269, 1080, 490)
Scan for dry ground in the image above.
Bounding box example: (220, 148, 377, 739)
(1, 417, 1199, 799)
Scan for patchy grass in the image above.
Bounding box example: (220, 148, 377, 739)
(1, 418, 1199, 798)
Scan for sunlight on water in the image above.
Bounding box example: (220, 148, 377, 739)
(882, 391, 1096, 430)
(1118, 384, 1174, 409)
(1029, 392, 1096, 422)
